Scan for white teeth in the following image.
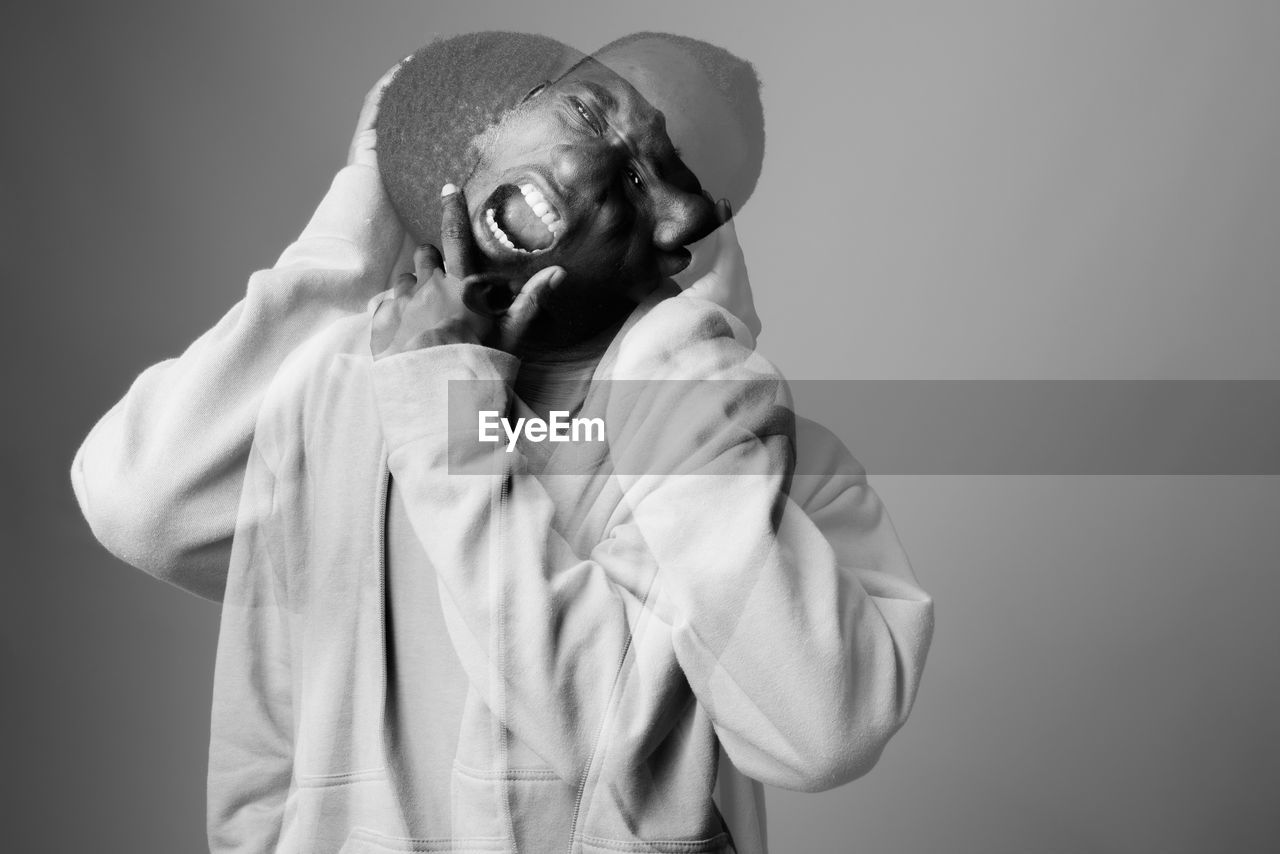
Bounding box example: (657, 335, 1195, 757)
(488, 184, 565, 254)
(519, 182, 560, 224)
(485, 208, 518, 251)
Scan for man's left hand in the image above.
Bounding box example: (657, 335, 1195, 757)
(371, 185, 565, 360)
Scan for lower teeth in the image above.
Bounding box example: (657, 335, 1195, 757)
(486, 207, 543, 254)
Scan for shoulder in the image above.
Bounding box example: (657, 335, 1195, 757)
(603, 294, 795, 473)
(613, 293, 782, 386)
(254, 312, 375, 462)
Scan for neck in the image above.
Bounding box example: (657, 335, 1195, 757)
(517, 289, 636, 362)
(515, 322, 615, 419)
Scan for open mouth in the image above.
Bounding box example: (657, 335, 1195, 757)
(481, 182, 564, 255)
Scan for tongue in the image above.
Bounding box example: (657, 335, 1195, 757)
(499, 194, 554, 250)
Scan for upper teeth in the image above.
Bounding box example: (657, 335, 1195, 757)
(521, 183, 563, 232)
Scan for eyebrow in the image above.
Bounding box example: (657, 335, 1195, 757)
(578, 80, 619, 112)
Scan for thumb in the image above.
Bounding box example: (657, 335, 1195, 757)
(494, 266, 566, 353)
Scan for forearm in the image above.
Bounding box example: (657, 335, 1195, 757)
(660, 480, 934, 792)
(71, 165, 403, 600)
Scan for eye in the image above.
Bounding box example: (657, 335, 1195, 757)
(568, 97, 602, 135)
(624, 166, 644, 191)
(521, 80, 550, 103)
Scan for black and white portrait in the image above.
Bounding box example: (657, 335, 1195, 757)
(5, 2, 1278, 852)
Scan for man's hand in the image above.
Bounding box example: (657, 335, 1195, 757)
(347, 62, 404, 169)
(371, 185, 565, 360)
(673, 200, 762, 338)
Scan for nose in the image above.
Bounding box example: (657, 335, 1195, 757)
(651, 187, 717, 251)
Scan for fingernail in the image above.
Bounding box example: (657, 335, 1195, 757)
(548, 268, 568, 287)
(441, 183, 458, 197)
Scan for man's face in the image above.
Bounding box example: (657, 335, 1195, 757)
(592, 38, 752, 214)
(462, 59, 717, 301)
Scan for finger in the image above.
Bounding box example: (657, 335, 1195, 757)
(716, 198, 733, 227)
(439, 183, 478, 279)
(391, 246, 423, 298)
(349, 65, 403, 166)
(370, 291, 405, 356)
(358, 63, 401, 127)
(391, 267, 417, 297)
(497, 266, 565, 350)
(414, 243, 444, 281)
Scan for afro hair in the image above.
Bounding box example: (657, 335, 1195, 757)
(376, 31, 583, 245)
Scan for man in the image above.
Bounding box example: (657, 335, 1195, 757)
(73, 32, 932, 853)
(68, 30, 759, 603)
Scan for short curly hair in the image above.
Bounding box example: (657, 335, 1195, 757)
(376, 31, 765, 244)
(376, 32, 583, 245)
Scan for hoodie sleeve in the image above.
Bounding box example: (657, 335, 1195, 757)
(69, 164, 404, 602)
(371, 331, 934, 794)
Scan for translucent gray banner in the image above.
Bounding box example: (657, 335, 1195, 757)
(447, 380, 1280, 475)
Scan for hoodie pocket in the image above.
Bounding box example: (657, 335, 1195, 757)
(283, 771, 402, 852)
(337, 827, 508, 853)
(576, 834, 733, 854)
(451, 760, 579, 851)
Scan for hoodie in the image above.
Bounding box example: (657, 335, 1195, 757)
(70, 165, 933, 853)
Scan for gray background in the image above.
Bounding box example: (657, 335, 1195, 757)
(4, 1, 1279, 851)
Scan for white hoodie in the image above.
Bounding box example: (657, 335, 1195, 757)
(71, 165, 933, 853)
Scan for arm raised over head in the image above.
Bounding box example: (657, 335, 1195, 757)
(71, 75, 406, 600)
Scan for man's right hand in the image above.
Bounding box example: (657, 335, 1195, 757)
(371, 185, 565, 360)
(347, 62, 403, 169)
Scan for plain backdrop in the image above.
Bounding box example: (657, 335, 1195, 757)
(4, 1, 1279, 851)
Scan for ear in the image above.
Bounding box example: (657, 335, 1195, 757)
(521, 80, 551, 103)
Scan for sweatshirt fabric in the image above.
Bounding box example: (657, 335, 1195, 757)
(69, 165, 934, 853)
(209, 289, 933, 852)
(70, 165, 406, 601)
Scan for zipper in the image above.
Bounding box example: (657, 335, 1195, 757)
(496, 463, 517, 851)
(564, 742, 592, 854)
(563, 596, 644, 854)
(376, 460, 391, 769)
